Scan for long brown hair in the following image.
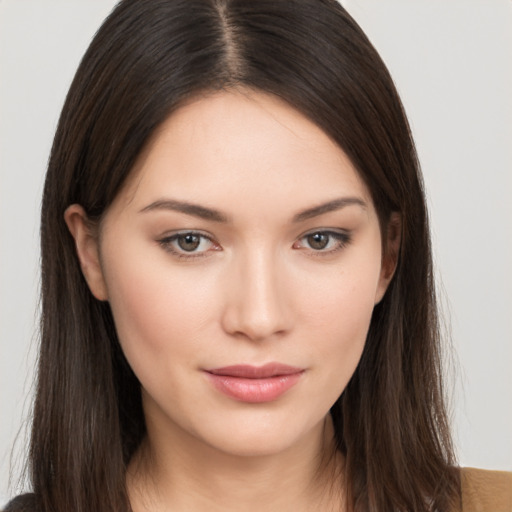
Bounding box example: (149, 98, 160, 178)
(10, 0, 459, 510)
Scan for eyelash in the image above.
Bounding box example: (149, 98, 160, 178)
(157, 231, 219, 259)
(157, 229, 351, 260)
(294, 230, 352, 256)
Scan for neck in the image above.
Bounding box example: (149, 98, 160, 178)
(127, 416, 345, 512)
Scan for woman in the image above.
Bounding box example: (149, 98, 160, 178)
(5, 0, 511, 511)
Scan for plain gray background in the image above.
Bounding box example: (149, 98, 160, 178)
(1, 0, 511, 503)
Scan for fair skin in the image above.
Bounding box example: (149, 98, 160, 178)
(65, 90, 399, 511)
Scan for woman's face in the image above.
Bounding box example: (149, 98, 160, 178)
(69, 90, 395, 458)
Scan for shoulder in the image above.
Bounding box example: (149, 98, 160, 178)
(2, 493, 38, 512)
(461, 467, 512, 512)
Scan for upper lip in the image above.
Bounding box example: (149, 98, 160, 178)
(206, 363, 304, 379)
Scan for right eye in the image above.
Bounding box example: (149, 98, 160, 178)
(157, 231, 220, 259)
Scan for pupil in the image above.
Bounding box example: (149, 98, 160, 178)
(308, 233, 329, 250)
(178, 234, 200, 251)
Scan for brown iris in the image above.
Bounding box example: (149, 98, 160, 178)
(177, 234, 201, 251)
(307, 233, 329, 250)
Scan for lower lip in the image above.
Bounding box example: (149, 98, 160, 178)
(205, 372, 303, 403)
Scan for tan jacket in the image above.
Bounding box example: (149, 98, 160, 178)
(460, 467, 512, 511)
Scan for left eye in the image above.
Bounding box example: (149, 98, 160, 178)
(294, 231, 350, 252)
(158, 232, 217, 255)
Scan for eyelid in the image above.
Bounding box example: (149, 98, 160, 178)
(156, 228, 351, 259)
(157, 230, 221, 259)
(293, 228, 352, 254)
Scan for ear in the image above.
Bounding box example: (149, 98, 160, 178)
(64, 204, 108, 301)
(375, 212, 402, 304)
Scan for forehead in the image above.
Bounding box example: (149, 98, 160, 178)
(113, 89, 373, 216)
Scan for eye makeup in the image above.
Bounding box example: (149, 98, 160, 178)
(156, 227, 352, 261)
(157, 231, 221, 260)
(293, 229, 352, 257)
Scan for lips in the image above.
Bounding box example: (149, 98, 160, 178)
(205, 363, 304, 403)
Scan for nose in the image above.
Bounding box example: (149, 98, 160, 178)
(221, 250, 292, 342)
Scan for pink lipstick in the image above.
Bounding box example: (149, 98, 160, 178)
(205, 363, 304, 403)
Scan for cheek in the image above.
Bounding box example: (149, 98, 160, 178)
(101, 246, 220, 379)
(312, 286, 372, 366)
(302, 250, 381, 333)
(297, 252, 382, 390)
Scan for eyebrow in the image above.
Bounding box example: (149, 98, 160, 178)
(139, 196, 367, 223)
(292, 197, 367, 222)
(139, 199, 229, 222)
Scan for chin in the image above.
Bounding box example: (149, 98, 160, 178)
(208, 433, 298, 458)
(188, 408, 328, 460)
